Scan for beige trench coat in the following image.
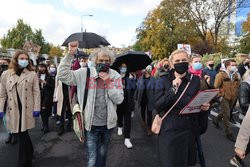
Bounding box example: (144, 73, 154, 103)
(0, 69, 41, 133)
(53, 79, 71, 116)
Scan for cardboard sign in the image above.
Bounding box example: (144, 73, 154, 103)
(177, 44, 191, 55)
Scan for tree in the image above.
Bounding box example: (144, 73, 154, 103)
(182, 0, 248, 52)
(32, 29, 50, 54)
(1, 19, 33, 49)
(134, 0, 249, 58)
(0, 19, 50, 54)
(243, 13, 250, 33)
(239, 14, 250, 53)
(49, 45, 63, 57)
(135, 0, 197, 59)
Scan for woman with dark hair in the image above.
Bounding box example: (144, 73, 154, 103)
(37, 63, 55, 134)
(116, 63, 135, 149)
(0, 50, 41, 167)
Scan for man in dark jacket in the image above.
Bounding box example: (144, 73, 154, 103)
(38, 63, 55, 134)
(238, 57, 250, 77)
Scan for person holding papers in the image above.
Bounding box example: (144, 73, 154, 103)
(155, 49, 210, 167)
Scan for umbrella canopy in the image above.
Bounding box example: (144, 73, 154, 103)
(62, 32, 110, 48)
(112, 51, 152, 72)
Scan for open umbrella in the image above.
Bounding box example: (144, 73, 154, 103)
(112, 51, 152, 72)
(62, 32, 110, 48)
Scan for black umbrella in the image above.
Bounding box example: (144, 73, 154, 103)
(62, 32, 110, 48)
(112, 51, 152, 72)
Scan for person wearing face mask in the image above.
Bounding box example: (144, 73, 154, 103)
(189, 54, 215, 167)
(116, 63, 135, 148)
(79, 52, 89, 68)
(48, 64, 58, 120)
(0, 50, 41, 167)
(154, 49, 210, 167)
(213, 59, 240, 142)
(0, 58, 17, 145)
(203, 60, 217, 87)
(37, 63, 55, 134)
(188, 54, 203, 77)
(238, 57, 250, 77)
(135, 65, 155, 136)
(49, 64, 57, 78)
(57, 41, 124, 167)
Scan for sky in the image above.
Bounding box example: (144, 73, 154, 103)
(235, 0, 250, 36)
(0, 0, 161, 48)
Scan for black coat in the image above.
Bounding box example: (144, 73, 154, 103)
(238, 63, 247, 77)
(238, 82, 250, 115)
(155, 71, 204, 167)
(39, 73, 55, 110)
(135, 76, 155, 111)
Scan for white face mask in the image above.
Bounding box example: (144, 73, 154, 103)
(80, 62, 87, 67)
(230, 66, 237, 73)
(87, 61, 92, 68)
(50, 67, 56, 72)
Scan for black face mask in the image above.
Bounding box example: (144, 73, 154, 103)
(208, 64, 214, 69)
(96, 63, 110, 73)
(174, 62, 189, 74)
(0, 64, 8, 72)
(39, 70, 46, 74)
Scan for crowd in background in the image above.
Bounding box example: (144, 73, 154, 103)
(0, 47, 250, 167)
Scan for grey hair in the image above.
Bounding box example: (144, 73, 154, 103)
(90, 47, 115, 66)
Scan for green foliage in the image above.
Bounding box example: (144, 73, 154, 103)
(0, 19, 50, 54)
(239, 34, 250, 54)
(49, 45, 63, 57)
(134, 0, 246, 59)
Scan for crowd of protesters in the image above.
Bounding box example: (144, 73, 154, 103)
(0, 44, 250, 167)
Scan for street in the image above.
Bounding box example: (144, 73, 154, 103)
(0, 105, 250, 167)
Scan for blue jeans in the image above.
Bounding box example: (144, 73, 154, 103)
(85, 126, 113, 167)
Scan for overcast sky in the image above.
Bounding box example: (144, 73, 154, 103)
(0, 0, 161, 48)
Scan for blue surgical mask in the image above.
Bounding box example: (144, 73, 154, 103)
(18, 59, 29, 68)
(230, 66, 237, 73)
(193, 62, 203, 70)
(120, 67, 127, 73)
(87, 61, 92, 68)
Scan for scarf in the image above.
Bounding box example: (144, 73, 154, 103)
(188, 66, 202, 78)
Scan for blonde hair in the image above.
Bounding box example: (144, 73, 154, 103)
(190, 53, 202, 62)
(90, 47, 115, 66)
(169, 49, 189, 63)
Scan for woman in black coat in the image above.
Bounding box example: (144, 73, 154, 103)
(116, 63, 136, 149)
(37, 63, 55, 134)
(154, 50, 210, 167)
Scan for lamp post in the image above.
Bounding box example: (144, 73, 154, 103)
(81, 14, 93, 32)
